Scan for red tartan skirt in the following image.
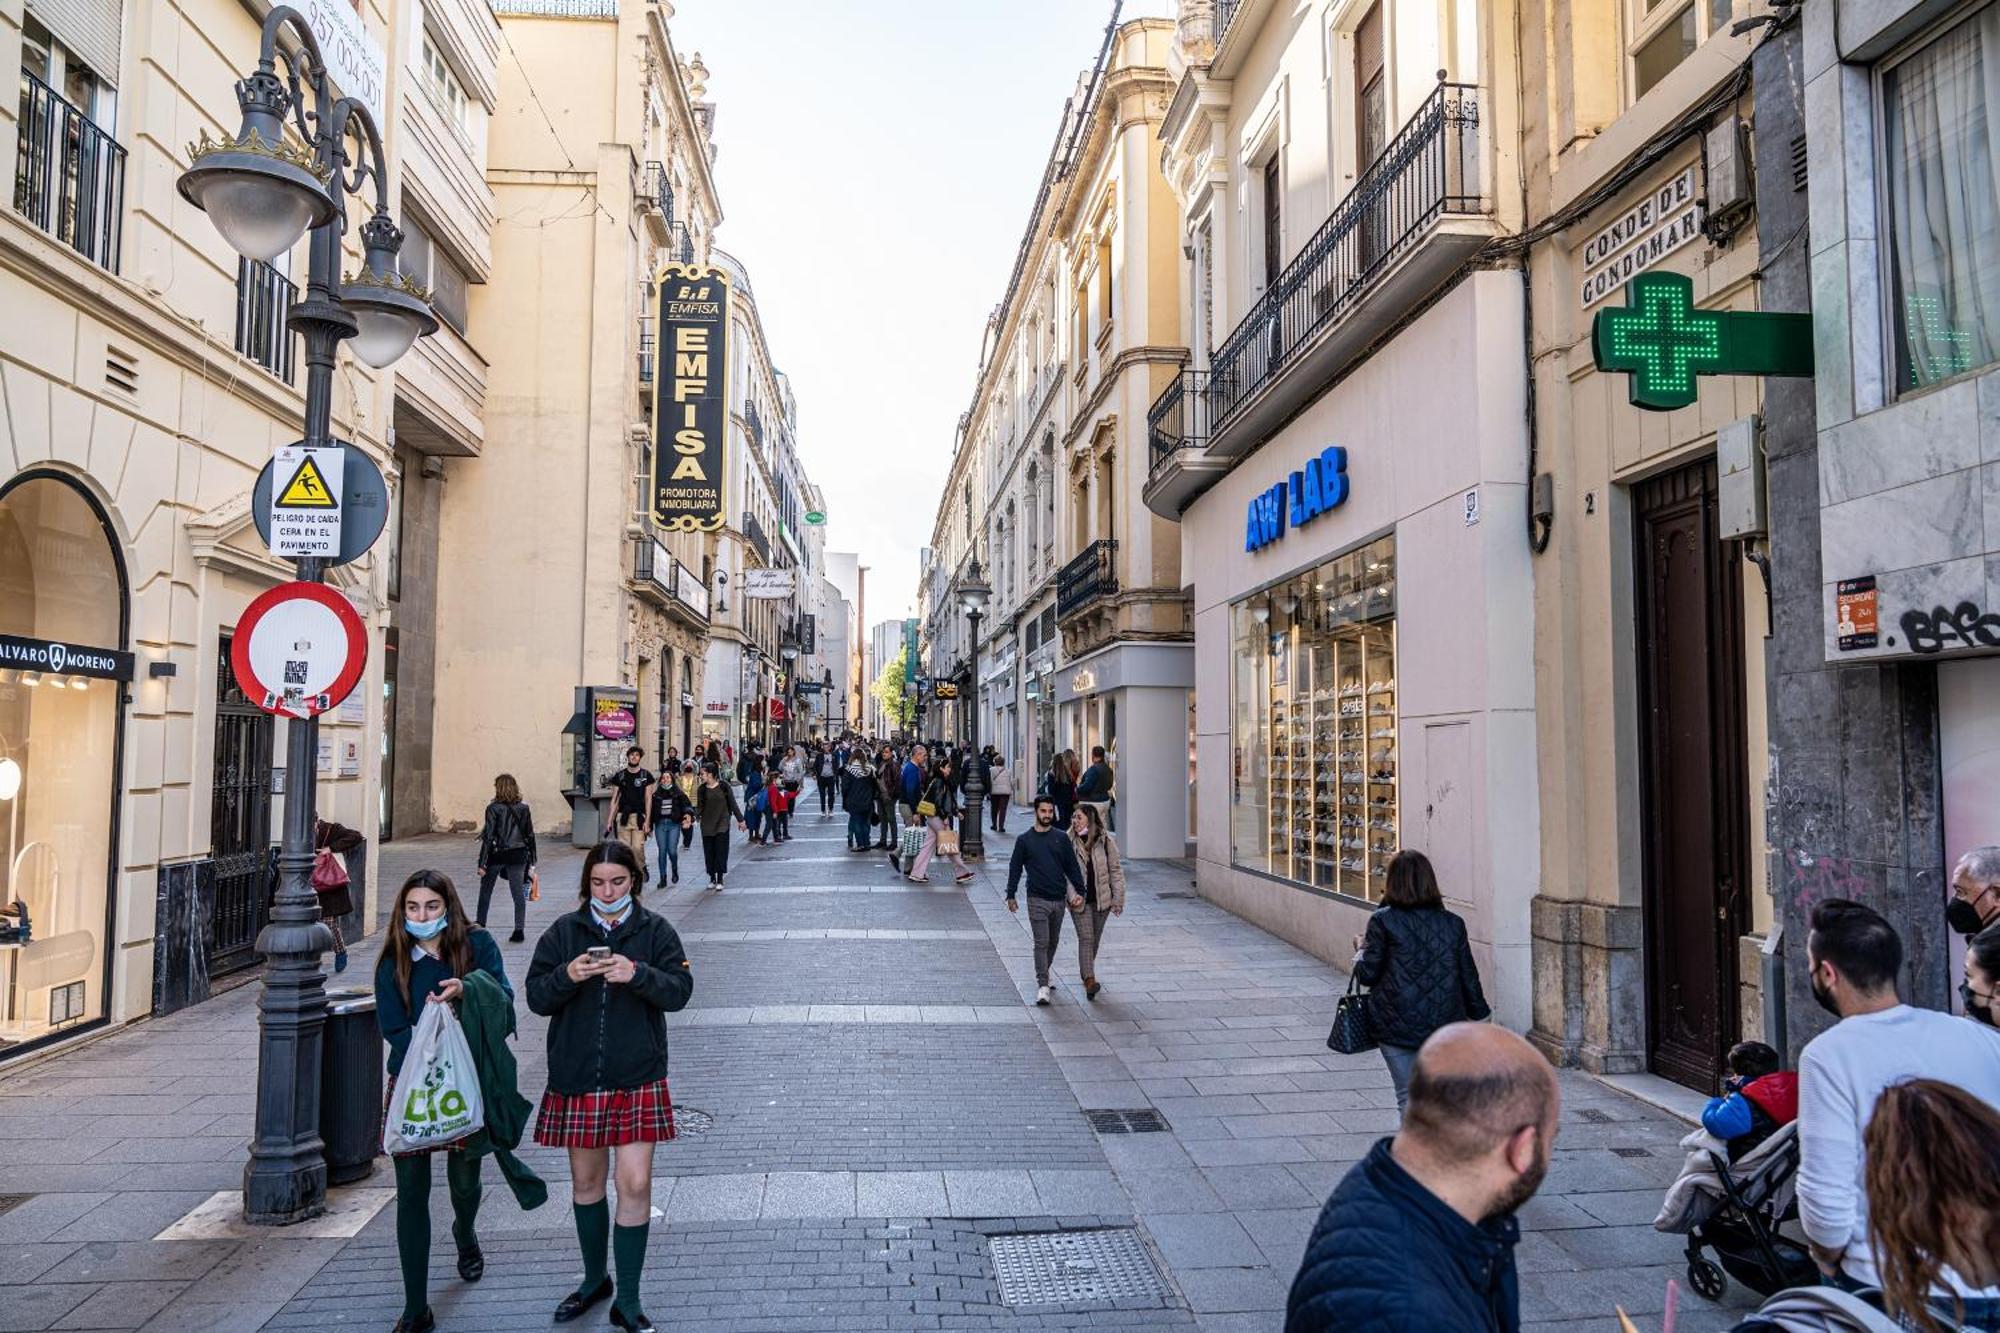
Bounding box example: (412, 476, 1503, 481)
(533, 1078, 677, 1148)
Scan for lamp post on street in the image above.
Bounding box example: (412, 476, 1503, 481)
(178, 5, 436, 1225)
(957, 560, 991, 860)
(779, 636, 799, 749)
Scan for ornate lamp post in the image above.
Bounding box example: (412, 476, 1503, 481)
(178, 8, 436, 1225)
(742, 643, 761, 752)
(957, 560, 991, 860)
(779, 637, 800, 749)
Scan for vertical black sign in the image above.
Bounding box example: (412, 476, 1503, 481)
(651, 263, 731, 531)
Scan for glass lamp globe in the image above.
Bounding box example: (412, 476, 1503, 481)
(194, 172, 324, 262)
(348, 306, 425, 368)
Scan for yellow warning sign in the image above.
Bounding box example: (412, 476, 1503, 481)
(278, 455, 338, 508)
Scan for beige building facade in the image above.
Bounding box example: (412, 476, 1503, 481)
(0, 0, 496, 1057)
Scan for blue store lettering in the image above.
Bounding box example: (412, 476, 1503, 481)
(1245, 445, 1350, 552)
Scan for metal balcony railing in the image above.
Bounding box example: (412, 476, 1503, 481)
(14, 71, 126, 272)
(1147, 368, 1213, 477)
(235, 258, 298, 382)
(1215, 0, 1241, 40)
(638, 316, 656, 394)
(744, 399, 764, 451)
(742, 511, 771, 564)
(670, 220, 694, 265)
(1205, 81, 1481, 436)
(640, 160, 673, 220)
(1056, 538, 1118, 621)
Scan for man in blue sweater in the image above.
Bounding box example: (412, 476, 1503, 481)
(1006, 796, 1086, 1006)
(1287, 1023, 1558, 1332)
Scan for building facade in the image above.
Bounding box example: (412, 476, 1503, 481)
(1147, 1, 1536, 1022)
(0, 0, 493, 1056)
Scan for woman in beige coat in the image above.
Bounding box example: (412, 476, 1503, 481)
(1068, 804, 1126, 999)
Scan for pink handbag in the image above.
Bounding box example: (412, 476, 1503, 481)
(311, 847, 350, 893)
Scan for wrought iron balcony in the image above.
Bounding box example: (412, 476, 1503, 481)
(1143, 367, 1232, 518)
(638, 316, 656, 401)
(634, 539, 708, 624)
(235, 258, 298, 382)
(1200, 81, 1487, 462)
(1215, 0, 1241, 41)
(742, 510, 771, 564)
(640, 160, 673, 221)
(744, 399, 764, 451)
(670, 221, 695, 265)
(14, 71, 126, 272)
(1056, 538, 1118, 622)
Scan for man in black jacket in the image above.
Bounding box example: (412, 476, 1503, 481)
(1005, 796, 1086, 1007)
(1286, 1024, 1558, 1333)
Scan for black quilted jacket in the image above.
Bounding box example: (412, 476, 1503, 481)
(1351, 905, 1491, 1048)
(1286, 1138, 1520, 1332)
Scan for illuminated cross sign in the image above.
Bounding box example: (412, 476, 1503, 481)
(1591, 270, 1813, 412)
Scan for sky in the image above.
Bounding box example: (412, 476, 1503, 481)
(669, 0, 1174, 626)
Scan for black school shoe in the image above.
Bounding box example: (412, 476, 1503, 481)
(390, 1311, 434, 1333)
(610, 1308, 657, 1333)
(457, 1245, 484, 1281)
(553, 1277, 613, 1323)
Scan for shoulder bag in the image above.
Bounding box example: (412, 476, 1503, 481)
(1326, 973, 1377, 1055)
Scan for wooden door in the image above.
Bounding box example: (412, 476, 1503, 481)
(1634, 459, 1749, 1091)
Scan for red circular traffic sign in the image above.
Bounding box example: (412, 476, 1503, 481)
(230, 581, 368, 720)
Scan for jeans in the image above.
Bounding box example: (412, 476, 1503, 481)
(817, 776, 836, 812)
(476, 861, 528, 935)
(654, 823, 681, 883)
(877, 799, 896, 848)
(989, 795, 1010, 832)
(1026, 896, 1068, 988)
(847, 809, 872, 848)
(745, 803, 763, 840)
(701, 830, 730, 880)
(1380, 1043, 1421, 1113)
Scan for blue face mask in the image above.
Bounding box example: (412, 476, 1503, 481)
(406, 914, 449, 941)
(591, 893, 633, 921)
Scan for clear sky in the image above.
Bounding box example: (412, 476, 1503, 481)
(670, 0, 1173, 625)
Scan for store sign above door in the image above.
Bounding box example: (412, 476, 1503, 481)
(1246, 446, 1350, 552)
(0, 633, 134, 681)
(1591, 271, 1814, 412)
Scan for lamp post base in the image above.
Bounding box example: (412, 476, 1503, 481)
(960, 757, 988, 861)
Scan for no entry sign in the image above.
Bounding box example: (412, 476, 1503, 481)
(231, 582, 368, 719)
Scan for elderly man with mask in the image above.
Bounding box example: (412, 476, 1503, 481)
(1950, 845, 2000, 939)
(1286, 1024, 1559, 1333)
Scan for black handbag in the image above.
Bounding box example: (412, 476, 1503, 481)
(1326, 974, 1377, 1055)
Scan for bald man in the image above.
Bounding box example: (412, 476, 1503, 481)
(1286, 1024, 1559, 1333)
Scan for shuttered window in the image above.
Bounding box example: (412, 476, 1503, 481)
(24, 0, 122, 86)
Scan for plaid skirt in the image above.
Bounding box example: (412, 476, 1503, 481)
(533, 1078, 676, 1148)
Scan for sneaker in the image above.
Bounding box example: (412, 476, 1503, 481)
(907, 874, 929, 884)
(954, 871, 975, 884)
(509, 930, 525, 944)
(333, 949, 348, 973)
(1035, 986, 1051, 1006)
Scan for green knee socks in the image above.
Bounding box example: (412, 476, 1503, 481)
(613, 1221, 650, 1317)
(393, 1156, 433, 1322)
(573, 1198, 610, 1290)
(445, 1150, 483, 1254)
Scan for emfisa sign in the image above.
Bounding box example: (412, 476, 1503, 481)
(1246, 446, 1350, 552)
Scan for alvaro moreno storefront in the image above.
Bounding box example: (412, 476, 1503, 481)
(1183, 272, 1541, 1028)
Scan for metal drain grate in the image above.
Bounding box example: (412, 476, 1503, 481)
(989, 1228, 1167, 1307)
(1610, 1146, 1652, 1159)
(0, 1194, 30, 1217)
(671, 1109, 715, 1138)
(1575, 1107, 1613, 1124)
(1154, 892, 1196, 901)
(1087, 1108, 1170, 1135)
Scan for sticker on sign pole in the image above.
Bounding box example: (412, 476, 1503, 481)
(266, 445, 345, 558)
(230, 581, 368, 720)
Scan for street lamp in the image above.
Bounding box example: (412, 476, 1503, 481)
(179, 6, 436, 1226)
(957, 560, 992, 860)
(743, 643, 761, 751)
(779, 638, 800, 747)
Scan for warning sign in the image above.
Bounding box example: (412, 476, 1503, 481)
(267, 445, 345, 557)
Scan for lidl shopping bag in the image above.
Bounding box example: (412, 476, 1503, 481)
(383, 1000, 485, 1154)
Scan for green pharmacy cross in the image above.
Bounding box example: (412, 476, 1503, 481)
(1592, 270, 1814, 411)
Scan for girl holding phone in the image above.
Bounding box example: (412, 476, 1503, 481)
(525, 841, 693, 1333)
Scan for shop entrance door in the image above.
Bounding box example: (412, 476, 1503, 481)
(1633, 458, 1748, 1091)
(211, 634, 274, 977)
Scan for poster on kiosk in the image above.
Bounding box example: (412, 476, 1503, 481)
(560, 685, 640, 847)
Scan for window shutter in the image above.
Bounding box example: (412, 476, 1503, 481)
(26, 0, 123, 87)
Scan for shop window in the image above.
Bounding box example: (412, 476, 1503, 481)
(0, 474, 123, 1055)
(1883, 4, 2000, 394)
(1230, 534, 1396, 902)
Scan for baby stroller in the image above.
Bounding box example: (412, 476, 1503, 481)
(1681, 1122, 1819, 1301)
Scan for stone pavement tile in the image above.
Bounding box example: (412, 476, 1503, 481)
(0, 1194, 109, 1245)
(49, 1279, 190, 1330)
(1514, 1229, 1587, 1273)
(1541, 1220, 1687, 1271)
(1025, 1170, 1126, 1214)
(1234, 1206, 1318, 1270)
(853, 1171, 947, 1216)
(1571, 1187, 1676, 1227)
(35, 1241, 236, 1286)
(0, 1243, 78, 1286)
(1219, 1111, 1344, 1139)
(1095, 1133, 1196, 1173)
(1517, 1193, 1603, 1230)
(1171, 1263, 1292, 1315)
(1183, 1136, 1309, 1167)
(1201, 1164, 1319, 1211)
(1141, 1212, 1265, 1269)
(48, 1192, 215, 1244)
(86, 1137, 241, 1165)
(1283, 1159, 1351, 1198)
(1195, 1314, 1280, 1333)
(1519, 1263, 1756, 1322)
(1117, 1167, 1224, 1213)
(663, 1172, 765, 1221)
(0, 1284, 93, 1333)
(1065, 1080, 1146, 1109)
(803, 1004, 870, 1023)
(134, 1301, 294, 1333)
(942, 1170, 1038, 1217)
(759, 1170, 857, 1218)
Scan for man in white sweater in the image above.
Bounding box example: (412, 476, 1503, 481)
(1797, 898, 2000, 1305)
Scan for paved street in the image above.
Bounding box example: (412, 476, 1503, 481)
(0, 815, 1759, 1331)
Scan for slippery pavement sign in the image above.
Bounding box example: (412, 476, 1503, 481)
(265, 444, 344, 557)
(252, 441, 389, 566)
(230, 581, 369, 720)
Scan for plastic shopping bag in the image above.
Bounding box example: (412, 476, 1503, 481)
(383, 999, 485, 1154)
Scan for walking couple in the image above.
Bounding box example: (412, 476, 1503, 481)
(375, 842, 694, 1333)
(1005, 796, 1125, 1004)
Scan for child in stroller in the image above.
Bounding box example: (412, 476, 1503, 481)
(1655, 1118, 1819, 1301)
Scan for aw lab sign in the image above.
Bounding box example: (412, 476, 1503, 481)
(1246, 446, 1350, 552)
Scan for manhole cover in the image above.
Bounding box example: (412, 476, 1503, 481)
(1610, 1146, 1651, 1158)
(671, 1109, 715, 1138)
(1087, 1108, 1171, 1135)
(0, 1195, 31, 1217)
(1575, 1107, 1613, 1124)
(988, 1228, 1166, 1307)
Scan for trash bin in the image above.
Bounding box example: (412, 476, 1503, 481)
(322, 989, 384, 1184)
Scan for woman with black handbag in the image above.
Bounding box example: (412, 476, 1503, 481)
(1346, 849, 1490, 1111)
